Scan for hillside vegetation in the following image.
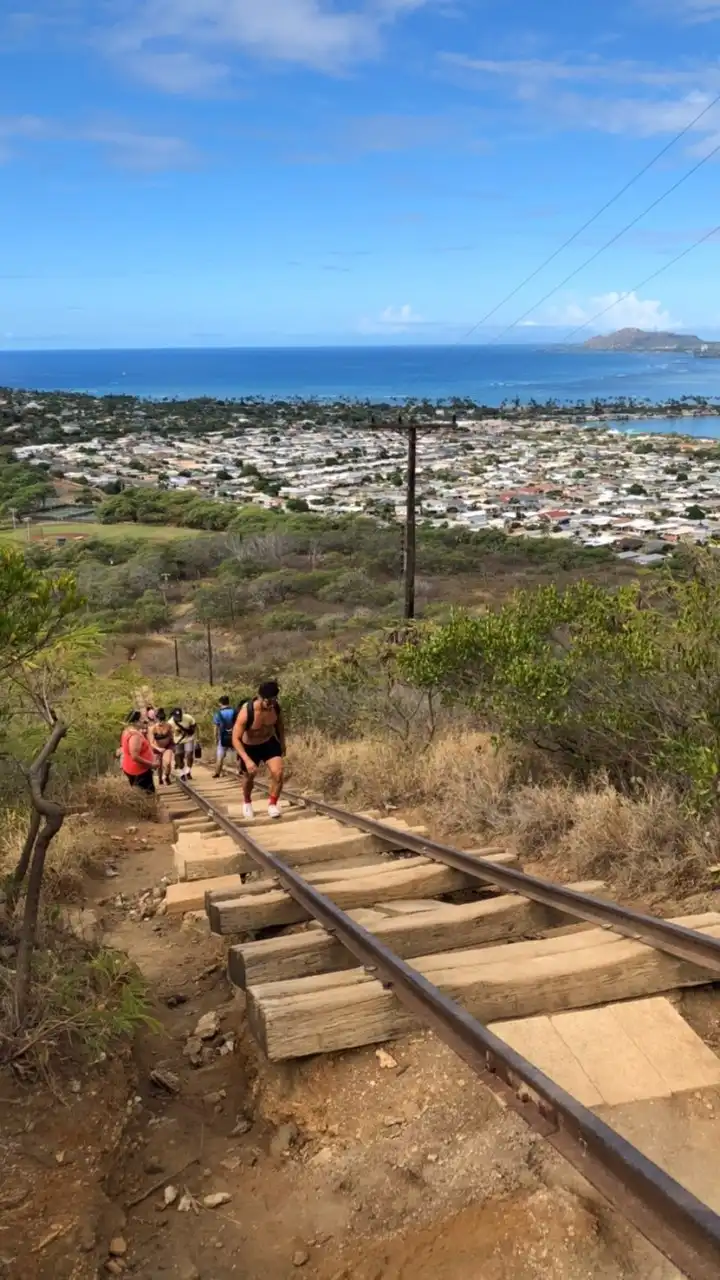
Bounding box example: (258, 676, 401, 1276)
(2, 504, 718, 1069)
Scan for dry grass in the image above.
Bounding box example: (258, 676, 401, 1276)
(288, 730, 718, 901)
(0, 809, 115, 901)
(0, 775, 154, 903)
(75, 772, 157, 821)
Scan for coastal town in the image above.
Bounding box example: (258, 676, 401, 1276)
(3, 385, 720, 564)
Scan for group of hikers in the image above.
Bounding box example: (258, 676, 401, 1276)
(118, 680, 285, 819)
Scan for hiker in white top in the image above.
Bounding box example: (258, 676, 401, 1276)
(169, 706, 198, 781)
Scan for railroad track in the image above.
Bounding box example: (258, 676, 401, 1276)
(169, 768, 720, 1280)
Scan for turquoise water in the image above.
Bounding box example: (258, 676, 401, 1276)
(606, 415, 720, 438)
(2, 346, 720, 425)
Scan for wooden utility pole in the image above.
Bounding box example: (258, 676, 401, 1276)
(173, 636, 180, 678)
(206, 623, 214, 687)
(403, 421, 417, 620)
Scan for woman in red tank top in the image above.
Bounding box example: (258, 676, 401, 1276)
(120, 712, 156, 793)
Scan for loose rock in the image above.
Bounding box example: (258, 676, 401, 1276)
(150, 1067, 180, 1094)
(292, 1250, 309, 1268)
(193, 1011, 221, 1041)
(270, 1122, 298, 1158)
(375, 1048, 397, 1069)
(202, 1192, 231, 1209)
(109, 1237, 127, 1257)
(183, 1037, 204, 1067)
(229, 1116, 251, 1137)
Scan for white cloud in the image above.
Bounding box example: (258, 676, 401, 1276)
(358, 303, 426, 333)
(0, 115, 197, 170)
(102, 0, 435, 92)
(81, 126, 198, 170)
(551, 291, 677, 331)
(443, 53, 720, 149)
(443, 54, 717, 92)
(380, 303, 424, 326)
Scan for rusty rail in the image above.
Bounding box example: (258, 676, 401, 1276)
(278, 786, 720, 976)
(179, 777, 720, 1280)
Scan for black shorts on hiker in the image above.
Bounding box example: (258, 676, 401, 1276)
(125, 769, 155, 793)
(239, 737, 283, 772)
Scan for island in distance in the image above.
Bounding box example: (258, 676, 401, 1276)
(580, 327, 720, 356)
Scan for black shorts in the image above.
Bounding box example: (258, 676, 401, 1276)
(125, 769, 155, 793)
(239, 737, 283, 772)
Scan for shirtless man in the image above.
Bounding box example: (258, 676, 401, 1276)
(231, 679, 285, 820)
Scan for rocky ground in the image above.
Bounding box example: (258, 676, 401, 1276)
(0, 801, 700, 1280)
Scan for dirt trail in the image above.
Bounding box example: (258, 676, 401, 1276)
(0, 805, 687, 1279)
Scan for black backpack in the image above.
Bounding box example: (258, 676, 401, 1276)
(237, 697, 280, 731)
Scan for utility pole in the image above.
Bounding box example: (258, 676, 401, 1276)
(206, 623, 214, 688)
(173, 636, 180, 678)
(403, 421, 417, 620)
(9, 507, 16, 530)
(24, 517, 32, 543)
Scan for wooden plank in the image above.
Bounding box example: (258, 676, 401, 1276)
(166, 874, 244, 916)
(256, 818, 429, 860)
(207, 848, 515, 910)
(489, 1015, 605, 1107)
(228, 880, 605, 987)
(208, 853, 513, 934)
(492, 998, 720, 1106)
(245, 913, 720, 1060)
(234, 856, 433, 897)
(605, 997, 720, 1094)
(376, 899, 447, 916)
(548, 1005, 668, 1105)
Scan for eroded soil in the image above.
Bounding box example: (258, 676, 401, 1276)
(0, 799, 705, 1280)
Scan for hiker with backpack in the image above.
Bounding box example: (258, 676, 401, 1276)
(169, 706, 199, 781)
(212, 694, 237, 778)
(231, 679, 285, 819)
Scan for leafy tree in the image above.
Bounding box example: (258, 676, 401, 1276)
(0, 549, 96, 1022)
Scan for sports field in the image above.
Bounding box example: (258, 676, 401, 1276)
(0, 521, 201, 545)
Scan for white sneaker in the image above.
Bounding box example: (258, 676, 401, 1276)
(242, 802, 255, 820)
(267, 802, 281, 820)
(179, 770, 187, 781)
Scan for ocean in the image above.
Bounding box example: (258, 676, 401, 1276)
(3, 345, 720, 423)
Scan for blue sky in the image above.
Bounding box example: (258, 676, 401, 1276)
(3, 0, 720, 347)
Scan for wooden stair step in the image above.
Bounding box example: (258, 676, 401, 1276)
(228, 880, 603, 987)
(245, 912, 720, 1060)
(207, 850, 514, 934)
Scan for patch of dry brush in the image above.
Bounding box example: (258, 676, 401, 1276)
(288, 730, 717, 901)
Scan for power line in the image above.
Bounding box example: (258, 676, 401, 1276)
(561, 221, 720, 343)
(490, 135, 720, 342)
(455, 90, 720, 345)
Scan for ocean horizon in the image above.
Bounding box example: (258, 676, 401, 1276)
(4, 345, 720, 425)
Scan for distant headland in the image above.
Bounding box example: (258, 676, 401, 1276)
(580, 327, 720, 357)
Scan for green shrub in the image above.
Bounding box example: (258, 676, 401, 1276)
(318, 569, 396, 607)
(262, 609, 316, 632)
(396, 548, 720, 811)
